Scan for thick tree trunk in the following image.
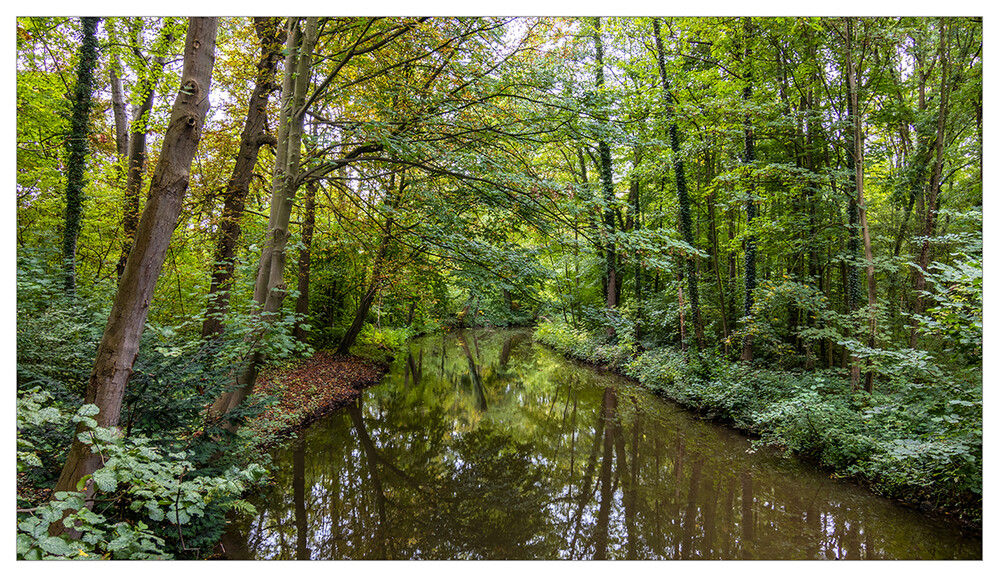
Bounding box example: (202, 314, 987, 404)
(51, 18, 218, 533)
(202, 18, 285, 338)
(62, 17, 100, 294)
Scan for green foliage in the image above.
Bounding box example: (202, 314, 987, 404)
(16, 401, 268, 560)
(61, 17, 100, 291)
(534, 319, 635, 369)
(17, 251, 107, 400)
(912, 251, 982, 364)
(350, 325, 416, 364)
(16, 388, 68, 473)
(14, 14, 984, 541)
(18, 491, 168, 559)
(731, 275, 838, 367)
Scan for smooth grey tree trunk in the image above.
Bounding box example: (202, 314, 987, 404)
(209, 17, 318, 421)
(116, 21, 175, 280)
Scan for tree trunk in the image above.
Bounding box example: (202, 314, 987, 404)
(335, 174, 403, 356)
(592, 18, 618, 338)
(708, 187, 730, 351)
(654, 18, 703, 351)
(108, 48, 129, 162)
(202, 18, 285, 338)
(116, 23, 175, 280)
(51, 18, 219, 533)
(62, 17, 100, 294)
(209, 17, 318, 422)
(910, 19, 952, 349)
(293, 180, 317, 343)
(739, 17, 757, 362)
(628, 147, 643, 341)
(844, 19, 876, 391)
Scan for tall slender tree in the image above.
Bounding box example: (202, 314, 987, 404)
(592, 17, 618, 337)
(844, 17, 878, 392)
(653, 18, 703, 351)
(202, 17, 286, 338)
(740, 17, 757, 362)
(210, 17, 319, 421)
(115, 19, 178, 279)
(910, 18, 953, 349)
(61, 17, 100, 294)
(293, 180, 317, 343)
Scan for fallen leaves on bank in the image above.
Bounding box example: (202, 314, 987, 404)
(247, 351, 387, 443)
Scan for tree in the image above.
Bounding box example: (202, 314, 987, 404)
(61, 17, 100, 294)
(739, 17, 757, 362)
(910, 18, 953, 349)
(202, 17, 285, 338)
(591, 17, 619, 337)
(653, 18, 703, 351)
(209, 17, 319, 421)
(844, 17, 878, 392)
(51, 17, 219, 533)
(335, 172, 404, 355)
(115, 19, 180, 279)
(293, 180, 317, 343)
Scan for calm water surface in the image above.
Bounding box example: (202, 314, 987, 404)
(223, 329, 981, 560)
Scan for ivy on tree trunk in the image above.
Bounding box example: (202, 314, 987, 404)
(62, 17, 100, 294)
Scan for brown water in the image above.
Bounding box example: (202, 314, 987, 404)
(222, 329, 981, 560)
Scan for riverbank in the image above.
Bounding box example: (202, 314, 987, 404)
(533, 321, 982, 531)
(246, 351, 389, 445)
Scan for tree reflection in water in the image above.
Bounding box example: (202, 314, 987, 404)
(224, 329, 981, 560)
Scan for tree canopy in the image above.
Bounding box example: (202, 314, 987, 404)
(16, 15, 983, 558)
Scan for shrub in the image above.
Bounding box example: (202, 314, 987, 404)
(16, 399, 267, 560)
(534, 319, 635, 369)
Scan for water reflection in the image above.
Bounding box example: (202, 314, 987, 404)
(224, 329, 981, 560)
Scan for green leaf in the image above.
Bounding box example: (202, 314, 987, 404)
(37, 535, 76, 556)
(76, 404, 100, 417)
(92, 467, 118, 492)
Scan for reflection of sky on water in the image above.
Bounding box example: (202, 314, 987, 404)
(224, 329, 981, 560)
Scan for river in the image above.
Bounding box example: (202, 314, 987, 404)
(222, 329, 982, 560)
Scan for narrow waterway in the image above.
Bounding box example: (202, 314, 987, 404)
(222, 329, 981, 560)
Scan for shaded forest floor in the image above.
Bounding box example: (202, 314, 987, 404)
(247, 351, 388, 444)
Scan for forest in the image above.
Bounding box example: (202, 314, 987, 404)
(16, 16, 982, 559)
